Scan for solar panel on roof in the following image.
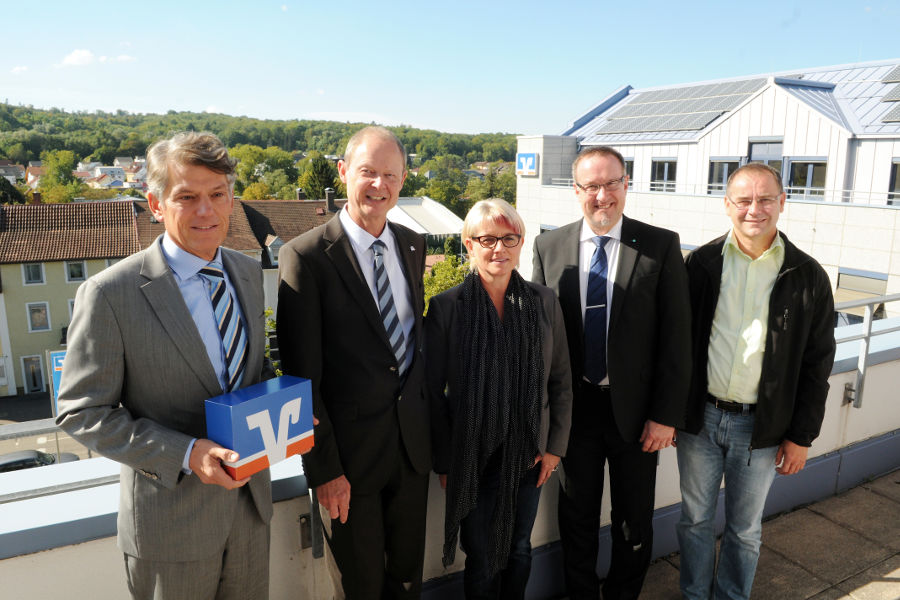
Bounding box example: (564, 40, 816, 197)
(882, 104, 900, 123)
(881, 65, 900, 83)
(882, 83, 900, 102)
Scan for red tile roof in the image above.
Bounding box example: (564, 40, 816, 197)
(0, 201, 140, 263)
(240, 199, 345, 247)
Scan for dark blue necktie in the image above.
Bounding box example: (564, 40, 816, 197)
(584, 236, 609, 383)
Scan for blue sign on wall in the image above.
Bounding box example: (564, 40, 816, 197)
(516, 153, 538, 177)
(48, 350, 66, 416)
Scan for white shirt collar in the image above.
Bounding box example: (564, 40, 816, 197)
(579, 216, 623, 243)
(339, 206, 396, 254)
(160, 232, 222, 281)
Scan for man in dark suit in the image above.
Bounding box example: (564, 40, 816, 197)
(277, 126, 430, 599)
(532, 145, 692, 599)
(57, 132, 273, 599)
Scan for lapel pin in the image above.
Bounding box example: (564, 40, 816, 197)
(410, 245, 415, 251)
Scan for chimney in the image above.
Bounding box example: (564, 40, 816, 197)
(325, 188, 336, 212)
(296, 187, 306, 201)
(30, 191, 42, 204)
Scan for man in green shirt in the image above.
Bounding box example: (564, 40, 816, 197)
(676, 163, 836, 600)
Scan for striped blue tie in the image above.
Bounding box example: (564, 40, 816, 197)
(372, 240, 408, 375)
(199, 264, 247, 391)
(584, 236, 609, 384)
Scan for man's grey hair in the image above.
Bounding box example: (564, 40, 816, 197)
(146, 131, 237, 202)
(343, 126, 407, 169)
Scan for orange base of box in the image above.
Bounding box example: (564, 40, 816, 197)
(223, 437, 314, 480)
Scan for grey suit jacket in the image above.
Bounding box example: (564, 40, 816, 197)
(532, 216, 692, 441)
(56, 236, 272, 562)
(425, 280, 573, 474)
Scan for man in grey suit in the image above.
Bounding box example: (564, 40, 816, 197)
(57, 131, 273, 599)
(532, 146, 691, 599)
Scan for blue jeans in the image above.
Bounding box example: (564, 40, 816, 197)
(459, 456, 543, 600)
(676, 403, 778, 600)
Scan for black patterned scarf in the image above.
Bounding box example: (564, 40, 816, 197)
(442, 269, 544, 575)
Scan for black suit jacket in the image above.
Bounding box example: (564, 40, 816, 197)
(532, 215, 692, 442)
(277, 215, 431, 493)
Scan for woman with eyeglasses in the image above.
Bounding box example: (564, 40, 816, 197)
(425, 198, 572, 599)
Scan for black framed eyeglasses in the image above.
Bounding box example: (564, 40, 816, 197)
(575, 176, 626, 195)
(471, 234, 522, 248)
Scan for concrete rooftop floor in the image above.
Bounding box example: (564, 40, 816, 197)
(638, 470, 900, 600)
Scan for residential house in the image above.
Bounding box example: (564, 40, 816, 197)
(0, 200, 264, 396)
(0, 164, 25, 185)
(24, 166, 44, 190)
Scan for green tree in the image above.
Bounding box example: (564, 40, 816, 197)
(422, 178, 467, 217)
(41, 181, 82, 203)
(0, 177, 25, 204)
(298, 154, 339, 200)
(424, 254, 468, 314)
(40, 149, 78, 187)
(241, 181, 272, 199)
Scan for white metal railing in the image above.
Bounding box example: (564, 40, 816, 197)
(834, 292, 900, 408)
(542, 179, 899, 205)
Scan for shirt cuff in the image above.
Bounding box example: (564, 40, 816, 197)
(182, 438, 197, 474)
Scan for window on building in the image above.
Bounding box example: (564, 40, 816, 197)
(708, 160, 740, 195)
(624, 159, 634, 182)
(65, 261, 86, 282)
(68, 299, 76, 321)
(889, 161, 900, 205)
(650, 160, 677, 192)
(748, 141, 783, 177)
(23, 263, 44, 285)
(788, 161, 827, 198)
(27, 302, 51, 332)
(106, 258, 121, 268)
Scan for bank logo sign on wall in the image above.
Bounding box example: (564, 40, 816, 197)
(516, 153, 539, 177)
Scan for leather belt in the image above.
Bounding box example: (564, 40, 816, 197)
(707, 393, 755, 415)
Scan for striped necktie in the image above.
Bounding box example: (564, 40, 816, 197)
(584, 236, 609, 384)
(371, 240, 408, 375)
(198, 264, 247, 391)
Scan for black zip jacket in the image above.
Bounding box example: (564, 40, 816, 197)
(682, 231, 836, 449)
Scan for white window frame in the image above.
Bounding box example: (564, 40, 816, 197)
(26, 301, 51, 332)
(889, 159, 900, 205)
(106, 258, 121, 268)
(68, 298, 76, 321)
(650, 159, 677, 193)
(707, 158, 741, 195)
(22, 262, 45, 285)
(65, 260, 87, 283)
(20, 354, 44, 394)
(786, 157, 827, 199)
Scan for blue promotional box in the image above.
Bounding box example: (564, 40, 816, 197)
(205, 375, 314, 479)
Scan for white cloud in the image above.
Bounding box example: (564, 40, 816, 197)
(316, 89, 325, 96)
(11, 66, 28, 74)
(114, 54, 136, 63)
(205, 105, 219, 113)
(60, 49, 95, 67)
(281, 4, 288, 10)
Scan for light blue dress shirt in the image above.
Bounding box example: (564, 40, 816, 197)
(160, 233, 247, 471)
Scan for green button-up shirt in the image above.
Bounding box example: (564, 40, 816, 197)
(707, 231, 785, 404)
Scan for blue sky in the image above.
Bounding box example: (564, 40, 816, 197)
(2, 0, 898, 135)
